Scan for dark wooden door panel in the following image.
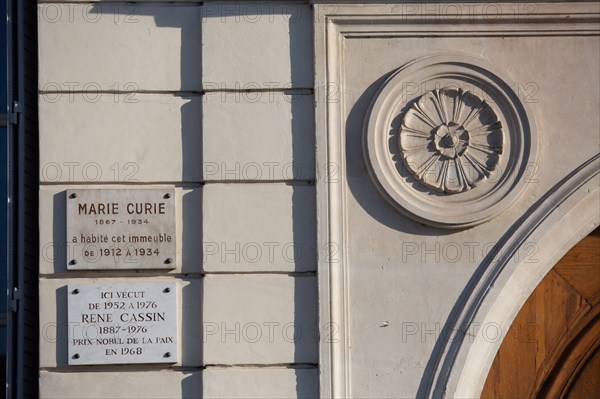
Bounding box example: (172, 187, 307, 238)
(482, 228, 600, 399)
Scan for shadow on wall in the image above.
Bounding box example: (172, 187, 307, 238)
(287, 5, 320, 398)
(87, 3, 203, 183)
(83, 2, 315, 398)
(84, 3, 203, 396)
(344, 68, 509, 397)
(345, 68, 456, 238)
(198, 4, 318, 397)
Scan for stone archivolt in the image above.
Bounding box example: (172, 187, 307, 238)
(399, 88, 503, 193)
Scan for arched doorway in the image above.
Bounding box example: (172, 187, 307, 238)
(482, 227, 599, 398)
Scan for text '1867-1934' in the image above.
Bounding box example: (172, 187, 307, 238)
(66, 188, 177, 270)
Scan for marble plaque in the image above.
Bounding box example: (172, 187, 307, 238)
(67, 282, 178, 365)
(66, 188, 176, 269)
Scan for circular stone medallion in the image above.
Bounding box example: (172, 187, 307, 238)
(363, 54, 538, 228)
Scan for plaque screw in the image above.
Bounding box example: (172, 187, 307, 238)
(69, 259, 77, 266)
(164, 193, 171, 199)
(69, 193, 77, 199)
(164, 352, 171, 358)
(164, 258, 172, 265)
(72, 353, 80, 359)
(163, 287, 171, 293)
(72, 289, 79, 295)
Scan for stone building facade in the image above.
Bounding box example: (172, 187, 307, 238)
(3, 1, 599, 398)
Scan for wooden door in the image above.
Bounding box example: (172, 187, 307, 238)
(482, 228, 600, 398)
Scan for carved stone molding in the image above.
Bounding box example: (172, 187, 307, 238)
(399, 88, 504, 193)
(315, 5, 599, 398)
(364, 54, 539, 228)
(400, 88, 502, 193)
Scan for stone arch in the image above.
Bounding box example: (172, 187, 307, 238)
(431, 155, 600, 398)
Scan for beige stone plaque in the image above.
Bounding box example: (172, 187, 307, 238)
(66, 189, 176, 270)
(67, 282, 177, 365)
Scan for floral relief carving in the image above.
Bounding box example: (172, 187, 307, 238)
(399, 88, 504, 193)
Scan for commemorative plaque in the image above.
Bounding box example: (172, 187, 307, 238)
(66, 189, 176, 270)
(67, 282, 178, 365)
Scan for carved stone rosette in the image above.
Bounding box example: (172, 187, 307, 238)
(363, 54, 538, 228)
(399, 88, 503, 194)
